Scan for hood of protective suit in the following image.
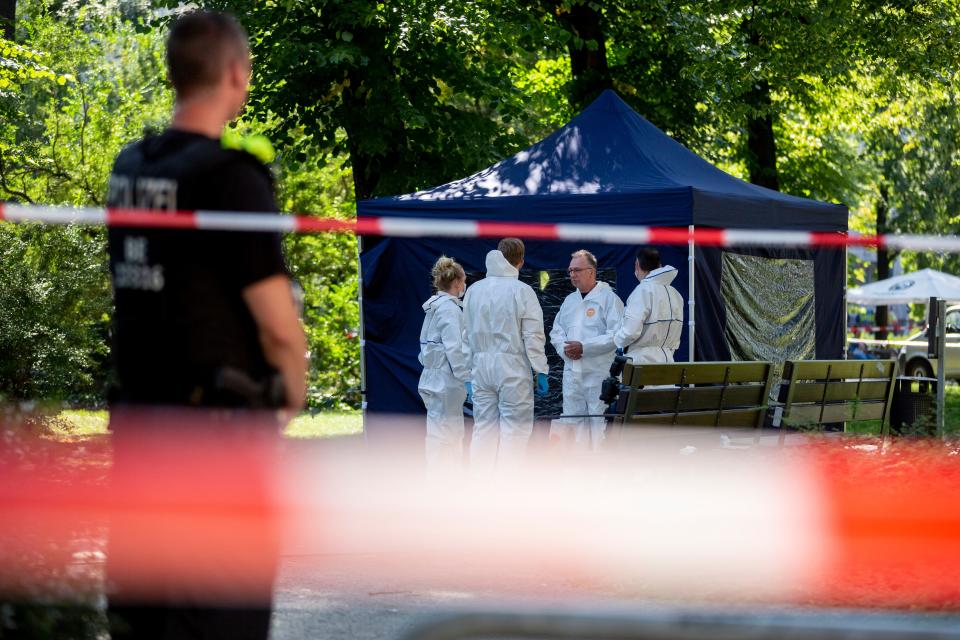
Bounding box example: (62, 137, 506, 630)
(485, 250, 519, 278)
(643, 265, 678, 286)
(421, 292, 461, 312)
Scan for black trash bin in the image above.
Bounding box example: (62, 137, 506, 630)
(889, 376, 936, 436)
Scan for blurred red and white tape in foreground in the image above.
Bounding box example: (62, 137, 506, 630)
(2, 201, 960, 251)
(1, 413, 960, 608)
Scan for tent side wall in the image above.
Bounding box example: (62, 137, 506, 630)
(693, 245, 846, 362)
(692, 187, 848, 231)
(690, 189, 848, 363)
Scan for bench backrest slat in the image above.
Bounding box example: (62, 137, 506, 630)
(779, 359, 898, 434)
(784, 401, 888, 425)
(784, 359, 896, 381)
(626, 361, 772, 386)
(626, 408, 768, 428)
(630, 385, 770, 413)
(787, 380, 891, 404)
(618, 361, 774, 429)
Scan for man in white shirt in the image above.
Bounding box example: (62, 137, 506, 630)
(549, 250, 624, 450)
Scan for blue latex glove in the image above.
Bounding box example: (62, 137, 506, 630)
(535, 372, 549, 397)
(465, 381, 473, 403)
(615, 347, 624, 357)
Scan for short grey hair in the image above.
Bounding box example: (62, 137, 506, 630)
(570, 249, 597, 269)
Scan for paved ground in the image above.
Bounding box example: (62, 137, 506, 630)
(269, 552, 621, 640)
(268, 553, 960, 640)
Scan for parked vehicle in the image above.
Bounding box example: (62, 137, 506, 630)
(897, 304, 960, 379)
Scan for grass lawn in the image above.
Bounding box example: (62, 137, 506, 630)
(45, 383, 960, 439)
(48, 409, 363, 439)
(285, 411, 362, 438)
(845, 382, 960, 435)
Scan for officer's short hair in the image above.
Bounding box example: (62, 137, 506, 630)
(571, 249, 597, 269)
(167, 11, 249, 98)
(636, 248, 661, 272)
(498, 237, 525, 267)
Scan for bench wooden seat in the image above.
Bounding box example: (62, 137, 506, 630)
(773, 359, 897, 437)
(613, 361, 774, 429)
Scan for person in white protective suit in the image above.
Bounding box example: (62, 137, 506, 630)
(549, 249, 624, 451)
(418, 256, 470, 470)
(614, 247, 684, 363)
(463, 238, 549, 470)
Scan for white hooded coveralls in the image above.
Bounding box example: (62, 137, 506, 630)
(463, 250, 548, 469)
(549, 281, 624, 450)
(614, 265, 684, 363)
(418, 292, 470, 469)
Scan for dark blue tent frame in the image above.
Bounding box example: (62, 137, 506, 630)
(357, 91, 848, 420)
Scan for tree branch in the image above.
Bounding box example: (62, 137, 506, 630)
(77, 79, 98, 202)
(0, 153, 35, 204)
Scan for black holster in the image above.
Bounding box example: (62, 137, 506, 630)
(212, 367, 287, 409)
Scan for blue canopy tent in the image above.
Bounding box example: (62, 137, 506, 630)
(357, 90, 848, 425)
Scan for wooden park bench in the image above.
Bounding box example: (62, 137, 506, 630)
(772, 359, 898, 439)
(611, 361, 775, 430)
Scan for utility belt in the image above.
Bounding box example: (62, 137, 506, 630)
(205, 367, 287, 409)
(112, 366, 286, 409)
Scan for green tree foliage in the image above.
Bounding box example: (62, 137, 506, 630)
(190, 0, 548, 199)
(867, 77, 960, 275)
(0, 1, 171, 402)
(0, 224, 111, 403)
(277, 151, 361, 409)
(2, 2, 170, 206)
(515, 1, 709, 144)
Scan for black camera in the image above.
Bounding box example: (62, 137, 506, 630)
(599, 354, 630, 405)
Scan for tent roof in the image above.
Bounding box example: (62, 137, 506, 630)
(359, 90, 847, 231)
(847, 268, 960, 305)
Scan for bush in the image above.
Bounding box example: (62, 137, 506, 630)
(278, 153, 361, 410)
(0, 224, 111, 403)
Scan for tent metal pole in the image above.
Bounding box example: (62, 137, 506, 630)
(937, 299, 946, 438)
(356, 236, 368, 433)
(688, 224, 696, 362)
(843, 244, 848, 358)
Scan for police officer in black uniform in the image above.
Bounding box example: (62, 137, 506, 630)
(105, 11, 307, 640)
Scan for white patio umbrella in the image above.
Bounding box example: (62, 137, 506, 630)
(847, 268, 960, 305)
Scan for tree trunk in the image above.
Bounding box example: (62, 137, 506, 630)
(0, 0, 14, 41)
(874, 186, 891, 340)
(338, 22, 393, 202)
(745, 79, 780, 191)
(345, 126, 374, 202)
(341, 76, 404, 201)
(551, 1, 612, 110)
(742, 21, 779, 191)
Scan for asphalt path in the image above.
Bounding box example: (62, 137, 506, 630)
(268, 552, 960, 640)
(269, 551, 620, 640)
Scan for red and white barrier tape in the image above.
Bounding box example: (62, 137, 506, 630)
(2, 201, 960, 251)
(848, 324, 919, 335)
(847, 337, 920, 346)
(2, 422, 960, 607)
